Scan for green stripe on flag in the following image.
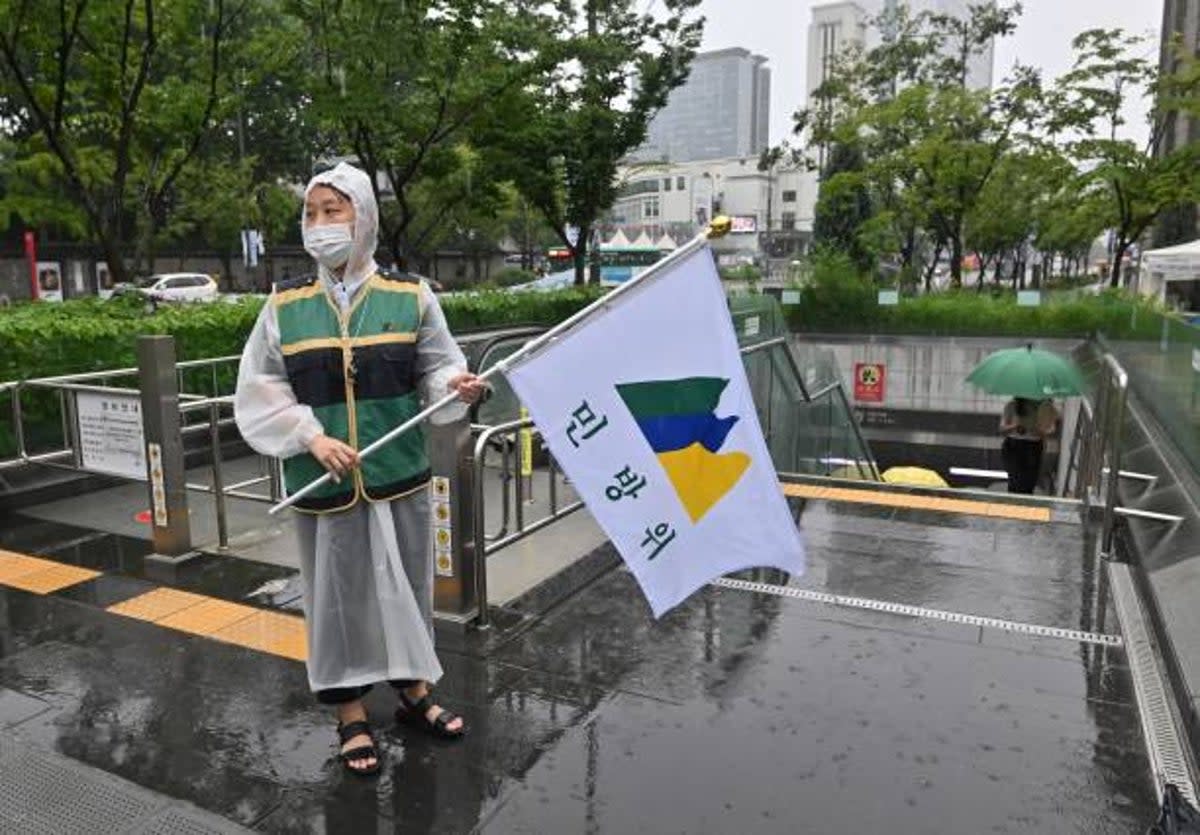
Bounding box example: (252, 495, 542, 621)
(616, 377, 729, 419)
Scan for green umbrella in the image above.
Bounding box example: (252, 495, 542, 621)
(966, 345, 1085, 399)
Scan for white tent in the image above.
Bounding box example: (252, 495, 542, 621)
(602, 229, 631, 248)
(1139, 239, 1200, 303)
(630, 230, 655, 248)
(655, 233, 678, 251)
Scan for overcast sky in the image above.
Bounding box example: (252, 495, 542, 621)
(694, 0, 1164, 145)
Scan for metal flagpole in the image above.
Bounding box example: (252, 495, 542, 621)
(268, 217, 732, 515)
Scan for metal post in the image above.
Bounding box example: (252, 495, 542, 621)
(1100, 357, 1128, 558)
(472, 436, 492, 630)
(137, 335, 194, 561)
(209, 401, 229, 550)
(427, 416, 478, 624)
(267, 456, 283, 501)
(514, 431, 526, 534)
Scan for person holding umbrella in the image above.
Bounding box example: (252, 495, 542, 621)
(966, 344, 1084, 495)
(998, 397, 1058, 493)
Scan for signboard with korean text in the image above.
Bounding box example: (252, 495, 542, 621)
(853, 362, 886, 403)
(505, 244, 805, 617)
(76, 390, 146, 480)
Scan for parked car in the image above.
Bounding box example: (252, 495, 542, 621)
(133, 273, 219, 303)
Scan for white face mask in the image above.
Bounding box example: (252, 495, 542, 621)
(303, 223, 353, 269)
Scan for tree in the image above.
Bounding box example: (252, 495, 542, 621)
(966, 147, 1074, 289)
(293, 0, 554, 268)
(1051, 29, 1200, 288)
(0, 0, 251, 284)
(489, 0, 704, 285)
(794, 2, 1033, 288)
(812, 143, 874, 271)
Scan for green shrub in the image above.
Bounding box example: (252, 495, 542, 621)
(790, 249, 878, 331)
(719, 264, 762, 282)
(0, 287, 610, 458)
(786, 283, 1163, 339)
(489, 267, 537, 288)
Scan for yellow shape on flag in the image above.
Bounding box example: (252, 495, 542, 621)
(657, 442, 751, 523)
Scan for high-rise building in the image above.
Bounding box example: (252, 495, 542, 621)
(909, 0, 995, 90)
(1155, 0, 1199, 244)
(806, 2, 871, 101)
(632, 48, 771, 163)
(807, 0, 994, 101)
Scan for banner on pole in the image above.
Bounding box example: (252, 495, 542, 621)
(505, 245, 805, 616)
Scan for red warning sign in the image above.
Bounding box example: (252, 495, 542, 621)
(853, 362, 886, 403)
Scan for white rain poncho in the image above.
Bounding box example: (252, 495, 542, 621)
(234, 162, 468, 692)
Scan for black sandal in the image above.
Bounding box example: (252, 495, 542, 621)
(395, 689, 467, 739)
(336, 720, 381, 776)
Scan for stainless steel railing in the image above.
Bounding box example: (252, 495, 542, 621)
(471, 418, 585, 629)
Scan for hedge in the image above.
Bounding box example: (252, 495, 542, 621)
(0, 287, 607, 458)
(0, 277, 1171, 458)
(0, 287, 608, 385)
(785, 250, 1164, 339)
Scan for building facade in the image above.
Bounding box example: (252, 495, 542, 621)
(1155, 0, 1200, 245)
(632, 49, 771, 163)
(606, 156, 814, 270)
(807, 2, 871, 102)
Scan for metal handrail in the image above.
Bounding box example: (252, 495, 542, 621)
(471, 418, 584, 629)
(742, 338, 881, 482)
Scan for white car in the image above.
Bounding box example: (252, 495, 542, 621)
(134, 273, 219, 303)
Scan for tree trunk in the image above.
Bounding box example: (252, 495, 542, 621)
(219, 251, 233, 292)
(101, 235, 128, 287)
(573, 225, 590, 286)
(923, 242, 943, 290)
(1109, 240, 1128, 289)
(949, 234, 963, 289)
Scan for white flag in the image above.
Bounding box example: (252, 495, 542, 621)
(505, 244, 805, 617)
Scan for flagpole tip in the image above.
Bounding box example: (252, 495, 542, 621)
(706, 216, 732, 239)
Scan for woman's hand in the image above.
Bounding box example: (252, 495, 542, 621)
(448, 373, 487, 405)
(307, 434, 359, 483)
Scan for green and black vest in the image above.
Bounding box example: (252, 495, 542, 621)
(274, 271, 430, 513)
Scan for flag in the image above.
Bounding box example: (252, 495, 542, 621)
(504, 243, 805, 617)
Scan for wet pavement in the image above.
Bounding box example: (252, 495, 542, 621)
(0, 496, 1157, 833)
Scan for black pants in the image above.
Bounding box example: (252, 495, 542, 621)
(317, 679, 420, 706)
(1001, 437, 1044, 494)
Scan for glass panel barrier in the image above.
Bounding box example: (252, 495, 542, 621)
(1102, 311, 1200, 477)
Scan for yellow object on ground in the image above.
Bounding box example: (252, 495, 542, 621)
(882, 466, 949, 488)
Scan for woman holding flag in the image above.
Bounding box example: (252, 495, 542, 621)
(234, 162, 485, 777)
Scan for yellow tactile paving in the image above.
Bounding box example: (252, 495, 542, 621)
(5, 563, 101, 594)
(107, 587, 211, 622)
(156, 597, 259, 637)
(0, 550, 99, 593)
(210, 609, 308, 661)
(0, 551, 58, 582)
(782, 482, 1052, 522)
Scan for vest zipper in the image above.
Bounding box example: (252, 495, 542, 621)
(337, 290, 366, 500)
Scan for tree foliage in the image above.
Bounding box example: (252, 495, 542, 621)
(486, 0, 704, 284)
(786, 5, 1200, 291)
(0, 0, 259, 283)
